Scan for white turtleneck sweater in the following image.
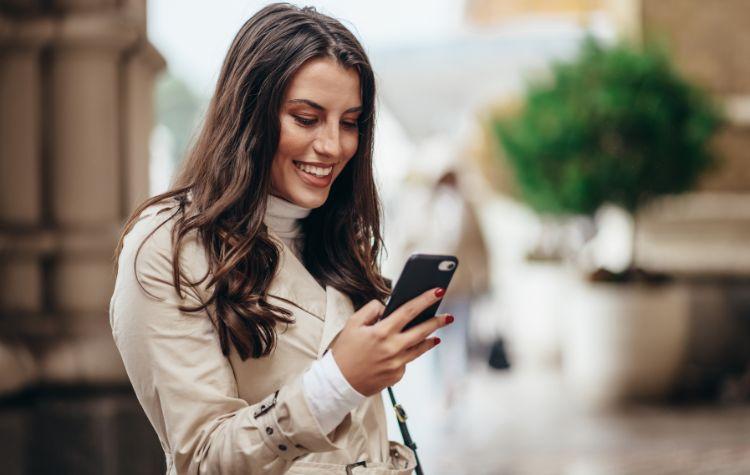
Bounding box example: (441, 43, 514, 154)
(264, 194, 366, 435)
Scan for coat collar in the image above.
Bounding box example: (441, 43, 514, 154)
(266, 231, 327, 320)
(266, 231, 353, 358)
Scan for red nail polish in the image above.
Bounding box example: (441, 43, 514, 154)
(445, 315, 454, 324)
(434, 287, 445, 298)
(434, 337, 441, 345)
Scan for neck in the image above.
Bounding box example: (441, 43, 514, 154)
(264, 194, 311, 255)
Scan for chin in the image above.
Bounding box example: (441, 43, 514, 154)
(290, 189, 329, 209)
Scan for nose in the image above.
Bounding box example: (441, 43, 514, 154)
(312, 120, 342, 158)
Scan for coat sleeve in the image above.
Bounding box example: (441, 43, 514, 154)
(109, 210, 349, 475)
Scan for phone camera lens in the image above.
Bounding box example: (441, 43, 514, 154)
(439, 260, 456, 271)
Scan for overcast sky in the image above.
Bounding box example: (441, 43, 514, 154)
(148, 0, 466, 96)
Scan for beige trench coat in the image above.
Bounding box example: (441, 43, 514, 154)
(109, 203, 416, 474)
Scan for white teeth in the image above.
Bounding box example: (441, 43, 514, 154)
(294, 162, 333, 177)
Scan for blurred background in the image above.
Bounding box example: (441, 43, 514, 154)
(1, 0, 749, 473)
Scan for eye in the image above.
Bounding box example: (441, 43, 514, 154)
(293, 115, 317, 127)
(341, 120, 359, 130)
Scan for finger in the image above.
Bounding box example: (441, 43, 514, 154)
(378, 287, 445, 334)
(401, 337, 441, 365)
(397, 313, 453, 349)
(354, 300, 385, 326)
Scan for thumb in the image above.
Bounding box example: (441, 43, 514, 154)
(354, 299, 385, 326)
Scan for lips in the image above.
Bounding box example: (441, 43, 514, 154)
(293, 160, 333, 177)
(293, 160, 335, 188)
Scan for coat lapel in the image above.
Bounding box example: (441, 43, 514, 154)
(318, 285, 354, 358)
(266, 233, 327, 320)
(264, 231, 355, 359)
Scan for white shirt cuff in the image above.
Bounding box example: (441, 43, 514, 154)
(302, 350, 366, 435)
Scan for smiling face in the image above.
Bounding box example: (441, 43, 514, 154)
(270, 57, 362, 209)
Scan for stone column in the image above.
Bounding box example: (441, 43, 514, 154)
(0, 3, 165, 391)
(0, 3, 166, 473)
(0, 17, 55, 395)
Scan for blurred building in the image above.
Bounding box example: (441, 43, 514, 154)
(607, 0, 750, 400)
(0, 1, 165, 473)
(610, 0, 750, 195)
(466, 0, 605, 25)
(467, 0, 750, 401)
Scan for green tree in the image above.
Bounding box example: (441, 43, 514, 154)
(493, 38, 723, 219)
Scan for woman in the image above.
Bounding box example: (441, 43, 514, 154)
(109, 4, 452, 474)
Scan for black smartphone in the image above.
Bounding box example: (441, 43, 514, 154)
(381, 254, 459, 331)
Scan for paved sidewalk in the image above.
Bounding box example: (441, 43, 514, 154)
(385, 355, 750, 474)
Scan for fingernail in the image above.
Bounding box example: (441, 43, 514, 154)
(445, 315, 454, 324)
(434, 287, 445, 298)
(434, 337, 441, 346)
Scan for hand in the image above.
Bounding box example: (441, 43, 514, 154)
(329, 288, 454, 396)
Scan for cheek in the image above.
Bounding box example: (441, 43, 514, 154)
(335, 136, 358, 174)
(277, 121, 310, 159)
(343, 134, 359, 159)
(271, 123, 301, 189)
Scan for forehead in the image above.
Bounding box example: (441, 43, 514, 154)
(284, 57, 361, 109)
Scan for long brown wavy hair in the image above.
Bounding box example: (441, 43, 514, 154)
(115, 3, 389, 360)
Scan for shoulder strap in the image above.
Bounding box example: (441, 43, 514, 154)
(387, 386, 424, 475)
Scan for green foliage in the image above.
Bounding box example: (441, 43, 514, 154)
(493, 38, 723, 216)
(156, 73, 206, 167)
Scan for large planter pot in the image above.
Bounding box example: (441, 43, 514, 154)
(562, 278, 690, 410)
(505, 260, 570, 370)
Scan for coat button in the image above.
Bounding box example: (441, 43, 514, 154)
(266, 427, 273, 435)
(278, 444, 287, 451)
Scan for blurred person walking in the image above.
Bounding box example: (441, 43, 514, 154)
(387, 150, 490, 410)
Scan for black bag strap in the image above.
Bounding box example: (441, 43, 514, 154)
(387, 386, 424, 475)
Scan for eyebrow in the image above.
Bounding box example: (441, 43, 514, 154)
(287, 98, 362, 114)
